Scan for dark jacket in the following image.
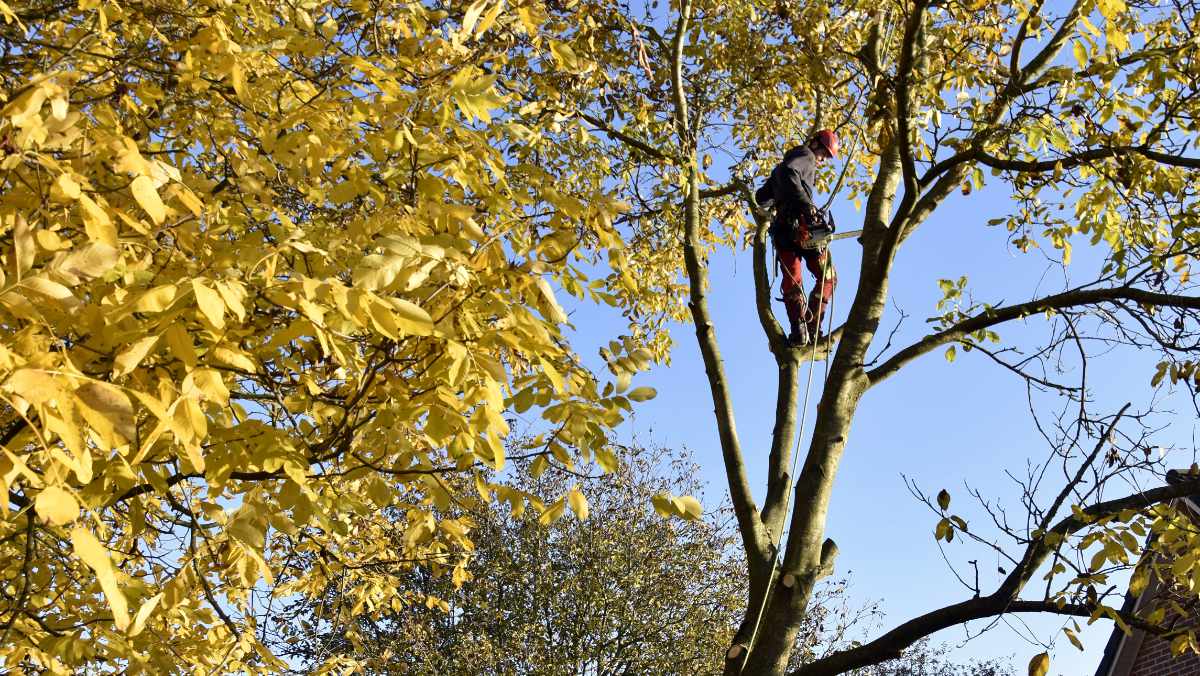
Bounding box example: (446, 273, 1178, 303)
(757, 145, 819, 247)
(770, 145, 818, 220)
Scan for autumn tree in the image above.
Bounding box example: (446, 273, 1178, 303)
(275, 444, 740, 674)
(7, 0, 1200, 674)
(280, 442, 1013, 676)
(0, 2, 669, 672)
(517, 0, 1200, 674)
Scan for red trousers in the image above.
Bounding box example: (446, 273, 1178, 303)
(777, 245, 836, 331)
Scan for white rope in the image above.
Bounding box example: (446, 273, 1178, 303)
(739, 250, 834, 672)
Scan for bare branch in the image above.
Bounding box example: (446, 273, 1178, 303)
(792, 476, 1200, 676)
(868, 285, 1200, 386)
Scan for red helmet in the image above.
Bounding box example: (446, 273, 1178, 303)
(811, 129, 839, 158)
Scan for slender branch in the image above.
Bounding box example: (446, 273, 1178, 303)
(792, 477, 1200, 676)
(977, 145, 1200, 173)
(867, 285, 1200, 386)
(579, 112, 676, 163)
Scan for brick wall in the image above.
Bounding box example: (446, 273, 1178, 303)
(1130, 631, 1200, 675)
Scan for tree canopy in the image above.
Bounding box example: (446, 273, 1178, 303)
(0, 1, 664, 671)
(5, 0, 1200, 674)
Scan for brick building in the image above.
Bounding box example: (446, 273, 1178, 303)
(1094, 470, 1200, 676)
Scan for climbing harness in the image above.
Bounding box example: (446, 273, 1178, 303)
(739, 246, 840, 673)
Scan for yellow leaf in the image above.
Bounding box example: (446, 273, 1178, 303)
(651, 493, 673, 518)
(627, 386, 656, 402)
(22, 276, 78, 307)
(71, 526, 130, 630)
(538, 498, 566, 525)
(174, 186, 204, 217)
(595, 447, 620, 473)
(50, 96, 67, 120)
(133, 284, 178, 313)
(1097, 0, 1126, 18)
(188, 368, 229, 406)
(128, 592, 163, 637)
(567, 486, 588, 520)
(540, 358, 564, 393)
(130, 175, 166, 225)
(460, 1, 486, 37)
(192, 279, 225, 328)
(54, 173, 81, 201)
(113, 335, 158, 377)
(62, 243, 119, 280)
(368, 300, 399, 339)
(163, 324, 197, 368)
(535, 277, 568, 324)
(6, 368, 58, 405)
(35, 485, 79, 525)
(549, 40, 579, 70)
(672, 495, 703, 520)
(1028, 652, 1049, 676)
(475, 1, 504, 37)
(209, 346, 257, 373)
(387, 297, 434, 335)
(215, 281, 247, 321)
(35, 229, 67, 251)
(12, 213, 33, 275)
(230, 62, 247, 99)
(78, 194, 117, 246)
(652, 493, 703, 520)
(74, 382, 136, 444)
(516, 6, 538, 35)
(1107, 25, 1129, 52)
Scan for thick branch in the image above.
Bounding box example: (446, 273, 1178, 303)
(893, 0, 928, 200)
(977, 145, 1200, 173)
(1014, 0, 1086, 85)
(670, 0, 768, 562)
(867, 285, 1200, 385)
(792, 598, 1167, 676)
(792, 477, 1200, 676)
(701, 181, 741, 199)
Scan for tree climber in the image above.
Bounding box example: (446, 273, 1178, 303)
(756, 129, 839, 346)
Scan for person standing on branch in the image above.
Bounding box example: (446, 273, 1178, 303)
(756, 130, 839, 346)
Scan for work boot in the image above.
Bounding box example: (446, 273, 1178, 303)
(787, 319, 809, 346)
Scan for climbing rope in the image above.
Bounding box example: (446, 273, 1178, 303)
(739, 251, 838, 673)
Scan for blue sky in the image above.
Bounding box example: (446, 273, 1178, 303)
(561, 166, 1196, 673)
